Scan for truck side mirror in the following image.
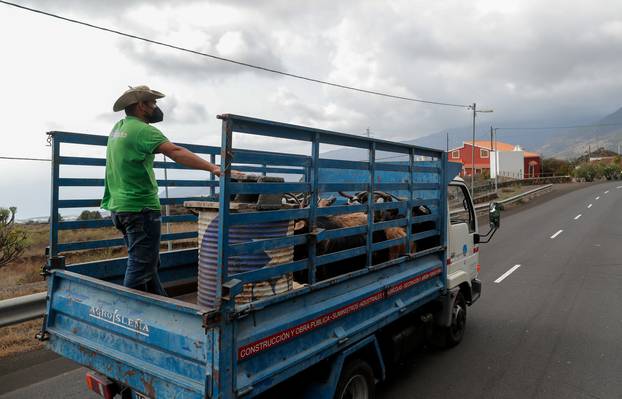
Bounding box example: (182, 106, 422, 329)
(479, 201, 501, 244)
(489, 202, 501, 229)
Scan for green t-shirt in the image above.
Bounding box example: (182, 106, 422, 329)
(101, 116, 169, 212)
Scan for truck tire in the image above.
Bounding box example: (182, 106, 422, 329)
(334, 358, 375, 399)
(444, 291, 467, 348)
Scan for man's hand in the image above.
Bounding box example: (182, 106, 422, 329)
(210, 166, 247, 180)
(230, 170, 247, 180)
(154, 142, 249, 180)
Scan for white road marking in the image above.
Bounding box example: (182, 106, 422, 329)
(574, 214, 582, 220)
(605, 190, 610, 194)
(550, 229, 563, 239)
(617, 186, 622, 189)
(588, 203, 593, 208)
(596, 196, 600, 200)
(494, 264, 521, 283)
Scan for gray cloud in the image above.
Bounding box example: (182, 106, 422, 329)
(94, 96, 209, 125)
(20, 0, 195, 14)
(118, 29, 286, 80)
(11, 1, 622, 140)
(269, 87, 367, 132)
(163, 96, 209, 124)
(301, 1, 622, 133)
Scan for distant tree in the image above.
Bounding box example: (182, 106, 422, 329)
(574, 163, 604, 182)
(603, 164, 622, 180)
(542, 158, 572, 176)
(78, 210, 103, 221)
(593, 147, 618, 157)
(575, 147, 618, 164)
(0, 207, 30, 268)
(47, 212, 63, 223)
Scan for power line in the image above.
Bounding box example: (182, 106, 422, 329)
(0, 0, 470, 109)
(0, 156, 51, 162)
(496, 122, 622, 131)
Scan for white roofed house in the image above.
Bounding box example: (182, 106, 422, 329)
(449, 141, 541, 180)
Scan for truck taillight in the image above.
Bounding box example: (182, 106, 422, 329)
(85, 371, 117, 399)
(476, 264, 481, 273)
(473, 246, 479, 253)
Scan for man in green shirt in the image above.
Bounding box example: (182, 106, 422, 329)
(102, 85, 223, 295)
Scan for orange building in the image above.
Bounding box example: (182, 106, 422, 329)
(449, 140, 541, 178)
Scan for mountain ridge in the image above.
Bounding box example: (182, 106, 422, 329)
(407, 107, 622, 159)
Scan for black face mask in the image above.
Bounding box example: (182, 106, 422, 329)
(146, 106, 164, 124)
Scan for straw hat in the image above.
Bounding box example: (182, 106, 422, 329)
(113, 85, 165, 112)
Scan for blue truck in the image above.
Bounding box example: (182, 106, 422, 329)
(38, 114, 499, 398)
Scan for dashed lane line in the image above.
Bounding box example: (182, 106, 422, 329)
(588, 204, 593, 208)
(574, 214, 582, 220)
(605, 190, 610, 194)
(596, 196, 600, 200)
(494, 264, 521, 283)
(550, 229, 564, 239)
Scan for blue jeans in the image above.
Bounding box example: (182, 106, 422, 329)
(111, 209, 167, 296)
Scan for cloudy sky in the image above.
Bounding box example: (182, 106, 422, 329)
(1, 0, 622, 218)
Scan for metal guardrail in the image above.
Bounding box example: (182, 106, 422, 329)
(0, 292, 46, 328)
(0, 184, 554, 329)
(474, 184, 553, 211)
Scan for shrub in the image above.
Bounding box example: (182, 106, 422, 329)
(0, 207, 30, 268)
(78, 210, 103, 221)
(603, 163, 622, 180)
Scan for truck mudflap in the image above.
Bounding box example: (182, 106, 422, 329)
(469, 278, 482, 305)
(43, 270, 211, 399)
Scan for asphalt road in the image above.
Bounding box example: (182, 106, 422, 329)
(2, 181, 621, 398)
(378, 180, 622, 399)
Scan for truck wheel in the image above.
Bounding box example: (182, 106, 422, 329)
(334, 358, 375, 399)
(444, 291, 467, 347)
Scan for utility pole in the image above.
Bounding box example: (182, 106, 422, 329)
(471, 103, 476, 195)
(490, 126, 493, 157)
(468, 103, 493, 195)
(446, 132, 449, 153)
(366, 127, 371, 138)
(493, 127, 499, 193)
(488, 125, 497, 193)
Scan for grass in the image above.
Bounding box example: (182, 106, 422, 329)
(0, 220, 198, 358)
(0, 320, 43, 359)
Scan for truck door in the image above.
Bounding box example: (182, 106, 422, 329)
(447, 183, 478, 283)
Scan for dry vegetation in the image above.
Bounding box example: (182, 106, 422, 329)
(0, 320, 43, 358)
(0, 220, 198, 358)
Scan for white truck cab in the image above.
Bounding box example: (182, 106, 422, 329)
(436, 176, 499, 346)
(447, 177, 480, 300)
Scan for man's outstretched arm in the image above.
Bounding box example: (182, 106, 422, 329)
(156, 141, 220, 175)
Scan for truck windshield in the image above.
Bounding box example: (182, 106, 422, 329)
(448, 184, 475, 233)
